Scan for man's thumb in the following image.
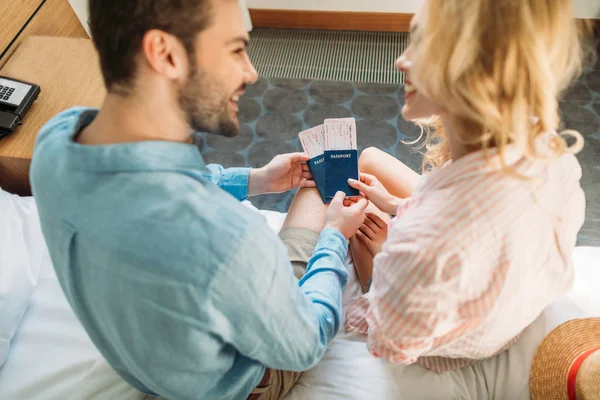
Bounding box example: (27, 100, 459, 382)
(352, 197, 369, 212)
(331, 191, 346, 205)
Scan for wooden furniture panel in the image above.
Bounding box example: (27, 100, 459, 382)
(0, 0, 43, 60)
(0, 0, 88, 69)
(249, 9, 413, 32)
(0, 157, 32, 196)
(248, 9, 599, 33)
(0, 36, 105, 159)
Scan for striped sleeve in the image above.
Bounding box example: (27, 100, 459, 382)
(346, 295, 370, 334)
(356, 241, 483, 364)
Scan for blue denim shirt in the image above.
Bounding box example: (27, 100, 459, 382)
(30, 108, 349, 400)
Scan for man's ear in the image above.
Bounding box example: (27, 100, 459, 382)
(141, 30, 190, 82)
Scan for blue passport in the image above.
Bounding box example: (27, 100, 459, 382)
(324, 150, 360, 199)
(307, 154, 329, 203)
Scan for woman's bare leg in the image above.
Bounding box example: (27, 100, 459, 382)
(349, 235, 374, 293)
(351, 202, 390, 293)
(350, 147, 421, 292)
(359, 147, 421, 199)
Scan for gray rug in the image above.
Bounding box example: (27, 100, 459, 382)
(194, 65, 600, 246)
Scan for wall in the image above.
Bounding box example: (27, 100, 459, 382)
(247, 0, 599, 18)
(68, 0, 91, 37)
(574, 0, 600, 18)
(247, 0, 423, 13)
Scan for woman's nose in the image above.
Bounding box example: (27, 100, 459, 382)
(395, 47, 413, 72)
(395, 55, 412, 73)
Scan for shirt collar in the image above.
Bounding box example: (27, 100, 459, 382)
(61, 107, 209, 173)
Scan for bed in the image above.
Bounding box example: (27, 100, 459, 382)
(1, 190, 598, 400)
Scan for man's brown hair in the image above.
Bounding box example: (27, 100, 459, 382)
(88, 0, 213, 94)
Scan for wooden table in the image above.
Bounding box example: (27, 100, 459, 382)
(0, 0, 104, 195)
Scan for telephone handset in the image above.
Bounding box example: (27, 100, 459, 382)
(0, 76, 40, 140)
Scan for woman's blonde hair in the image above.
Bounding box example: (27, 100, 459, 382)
(409, 0, 596, 172)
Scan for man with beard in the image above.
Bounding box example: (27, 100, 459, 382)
(29, 0, 368, 399)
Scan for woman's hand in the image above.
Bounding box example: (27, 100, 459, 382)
(356, 213, 389, 256)
(348, 173, 400, 215)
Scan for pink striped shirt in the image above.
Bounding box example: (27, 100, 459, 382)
(346, 139, 586, 372)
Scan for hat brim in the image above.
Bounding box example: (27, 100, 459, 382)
(530, 318, 600, 400)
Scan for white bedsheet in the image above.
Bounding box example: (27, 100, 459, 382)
(0, 227, 142, 400)
(0, 193, 43, 368)
(286, 246, 600, 400)
(0, 198, 598, 400)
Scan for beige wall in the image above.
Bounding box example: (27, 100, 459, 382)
(247, 0, 599, 18)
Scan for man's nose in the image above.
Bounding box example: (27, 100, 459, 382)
(245, 59, 259, 85)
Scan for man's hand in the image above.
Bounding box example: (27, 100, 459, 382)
(348, 173, 400, 215)
(356, 213, 388, 256)
(248, 153, 316, 196)
(325, 191, 369, 239)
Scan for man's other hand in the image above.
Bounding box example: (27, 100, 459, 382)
(249, 153, 316, 196)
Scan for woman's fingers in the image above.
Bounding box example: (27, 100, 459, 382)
(359, 172, 377, 185)
(299, 179, 317, 188)
(359, 223, 376, 240)
(348, 178, 370, 194)
(343, 196, 363, 207)
(362, 216, 380, 234)
(366, 213, 388, 230)
(357, 231, 378, 255)
(356, 230, 371, 245)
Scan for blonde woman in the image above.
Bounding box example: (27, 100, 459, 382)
(345, 0, 593, 372)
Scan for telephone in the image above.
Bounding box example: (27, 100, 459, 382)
(0, 76, 41, 140)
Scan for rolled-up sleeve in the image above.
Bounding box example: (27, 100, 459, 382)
(347, 240, 482, 365)
(210, 225, 349, 372)
(203, 164, 250, 200)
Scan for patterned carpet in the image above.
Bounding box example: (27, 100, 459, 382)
(194, 64, 600, 246)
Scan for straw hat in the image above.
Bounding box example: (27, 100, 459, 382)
(530, 318, 600, 400)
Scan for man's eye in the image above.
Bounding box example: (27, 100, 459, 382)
(234, 48, 245, 55)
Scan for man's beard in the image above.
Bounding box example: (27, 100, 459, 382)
(177, 65, 242, 138)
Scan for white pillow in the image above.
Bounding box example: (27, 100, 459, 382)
(0, 190, 42, 368)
